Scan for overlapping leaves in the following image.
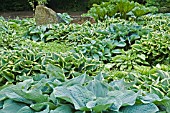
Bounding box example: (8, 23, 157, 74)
(1, 73, 169, 112)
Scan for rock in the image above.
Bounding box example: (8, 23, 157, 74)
(34, 5, 59, 25)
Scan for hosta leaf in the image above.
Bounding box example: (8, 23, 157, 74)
(53, 85, 96, 110)
(50, 105, 72, 113)
(32, 35, 39, 42)
(63, 73, 89, 86)
(35, 105, 50, 113)
(1, 70, 15, 83)
(139, 93, 161, 104)
(120, 103, 159, 113)
(155, 98, 170, 113)
(17, 106, 34, 113)
(0, 99, 26, 113)
(137, 54, 146, 60)
(94, 72, 105, 81)
(86, 97, 121, 112)
(112, 49, 122, 54)
(108, 90, 138, 106)
(46, 64, 65, 81)
(92, 54, 99, 60)
(31, 102, 56, 111)
(86, 80, 109, 97)
(116, 41, 126, 47)
(0, 101, 3, 109)
(6, 92, 32, 104)
(150, 86, 164, 98)
(13, 89, 48, 103)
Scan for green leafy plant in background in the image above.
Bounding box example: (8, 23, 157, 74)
(84, 0, 158, 21)
(28, 0, 50, 11)
(145, 0, 170, 12)
(87, 0, 109, 8)
(57, 13, 73, 24)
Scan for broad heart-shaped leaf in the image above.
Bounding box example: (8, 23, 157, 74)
(94, 72, 105, 81)
(108, 90, 138, 106)
(12, 89, 48, 103)
(0, 86, 14, 101)
(120, 103, 159, 113)
(62, 73, 90, 87)
(17, 106, 34, 113)
(6, 92, 33, 104)
(35, 105, 50, 113)
(50, 105, 72, 113)
(109, 79, 133, 90)
(46, 64, 65, 82)
(86, 79, 109, 97)
(0, 99, 26, 113)
(139, 93, 161, 104)
(53, 85, 96, 111)
(86, 97, 121, 112)
(30, 102, 56, 111)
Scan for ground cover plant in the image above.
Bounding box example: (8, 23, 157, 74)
(0, 6, 170, 113)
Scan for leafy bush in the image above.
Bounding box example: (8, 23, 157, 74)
(145, 0, 170, 13)
(84, 0, 158, 21)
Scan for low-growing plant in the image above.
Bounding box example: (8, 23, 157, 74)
(0, 73, 170, 112)
(0, 46, 103, 87)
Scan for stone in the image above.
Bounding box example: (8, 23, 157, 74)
(34, 5, 59, 25)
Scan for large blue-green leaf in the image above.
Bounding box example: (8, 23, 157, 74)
(17, 106, 34, 113)
(6, 92, 33, 104)
(120, 103, 159, 113)
(86, 80, 109, 97)
(30, 102, 56, 111)
(13, 89, 48, 103)
(86, 97, 121, 112)
(0, 99, 26, 113)
(139, 93, 161, 104)
(108, 90, 138, 106)
(53, 85, 96, 110)
(46, 64, 65, 81)
(50, 105, 72, 113)
(63, 73, 90, 86)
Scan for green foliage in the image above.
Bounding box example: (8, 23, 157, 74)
(88, 0, 109, 8)
(1, 73, 170, 112)
(0, 12, 170, 113)
(110, 13, 170, 70)
(28, 0, 49, 10)
(0, 46, 102, 86)
(0, 17, 35, 49)
(84, 0, 158, 21)
(57, 13, 73, 24)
